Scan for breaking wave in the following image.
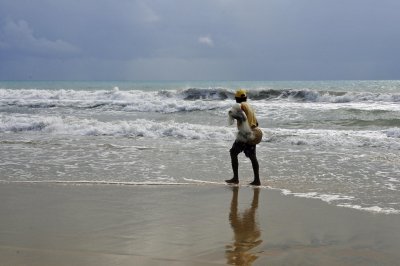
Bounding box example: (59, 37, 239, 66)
(0, 115, 235, 140)
(1, 87, 400, 113)
(2, 114, 400, 150)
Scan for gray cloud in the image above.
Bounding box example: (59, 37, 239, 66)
(0, 19, 80, 59)
(0, 0, 399, 80)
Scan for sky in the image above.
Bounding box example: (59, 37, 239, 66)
(0, 0, 399, 81)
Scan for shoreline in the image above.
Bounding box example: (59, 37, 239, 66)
(2, 179, 398, 215)
(1, 183, 400, 265)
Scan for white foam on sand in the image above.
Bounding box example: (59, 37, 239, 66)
(336, 204, 400, 215)
(185, 179, 400, 215)
(280, 188, 400, 215)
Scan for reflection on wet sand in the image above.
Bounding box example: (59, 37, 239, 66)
(226, 187, 262, 265)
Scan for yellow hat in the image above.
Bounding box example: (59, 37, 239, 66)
(235, 89, 247, 98)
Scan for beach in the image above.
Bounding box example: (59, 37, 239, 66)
(1, 80, 400, 265)
(1, 183, 400, 266)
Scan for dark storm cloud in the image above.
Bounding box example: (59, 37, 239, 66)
(0, 19, 80, 59)
(0, 0, 399, 80)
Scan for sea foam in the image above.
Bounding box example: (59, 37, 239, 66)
(0, 114, 235, 140)
(2, 87, 400, 111)
(2, 114, 400, 150)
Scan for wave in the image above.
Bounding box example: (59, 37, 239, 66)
(179, 88, 400, 103)
(384, 128, 400, 138)
(2, 114, 400, 150)
(158, 87, 400, 103)
(331, 118, 400, 128)
(1, 87, 400, 113)
(0, 115, 236, 140)
(249, 89, 400, 103)
(266, 128, 400, 150)
(0, 87, 233, 113)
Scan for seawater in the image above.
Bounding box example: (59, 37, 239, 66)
(1, 80, 400, 214)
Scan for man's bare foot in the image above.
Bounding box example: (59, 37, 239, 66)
(249, 180, 261, 186)
(225, 178, 239, 184)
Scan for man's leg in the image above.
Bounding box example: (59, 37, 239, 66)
(249, 154, 260, 186)
(244, 144, 261, 186)
(226, 142, 241, 184)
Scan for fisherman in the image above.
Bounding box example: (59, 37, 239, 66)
(226, 89, 261, 186)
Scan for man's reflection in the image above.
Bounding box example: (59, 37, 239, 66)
(226, 187, 262, 265)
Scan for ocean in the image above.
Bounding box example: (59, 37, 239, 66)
(1, 80, 399, 214)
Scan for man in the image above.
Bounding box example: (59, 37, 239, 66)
(226, 89, 261, 186)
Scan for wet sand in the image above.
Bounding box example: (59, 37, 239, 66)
(1, 183, 400, 266)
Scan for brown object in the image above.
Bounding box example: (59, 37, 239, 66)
(248, 127, 263, 145)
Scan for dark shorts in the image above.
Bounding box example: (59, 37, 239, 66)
(230, 140, 256, 158)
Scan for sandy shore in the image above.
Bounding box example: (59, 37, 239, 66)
(1, 183, 400, 266)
